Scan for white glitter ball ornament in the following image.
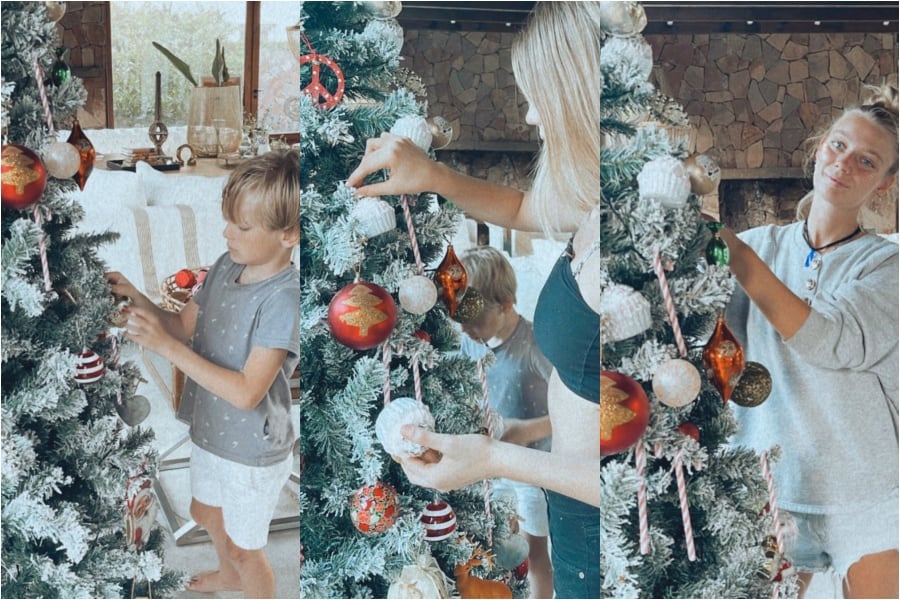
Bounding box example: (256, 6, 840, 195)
(598, 284, 652, 342)
(390, 115, 432, 151)
(350, 196, 396, 238)
(44, 142, 81, 179)
(652, 358, 702, 408)
(637, 156, 692, 209)
(399, 275, 438, 314)
(375, 397, 435, 458)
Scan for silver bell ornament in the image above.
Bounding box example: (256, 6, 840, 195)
(684, 153, 722, 196)
(427, 116, 453, 149)
(598, 1, 647, 36)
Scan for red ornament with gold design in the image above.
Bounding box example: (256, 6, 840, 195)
(702, 313, 746, 403)
(1, 144, 48, 210)
(600, 371, 650, 456)
(349, 481, 399, 535)
(328, 281, 397, 350)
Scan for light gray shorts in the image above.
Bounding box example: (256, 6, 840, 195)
(784, 488, 899, 578)
(493, 478, 550, 537)
(190, 445, 293, 550)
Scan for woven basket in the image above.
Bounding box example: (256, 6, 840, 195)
(159, 267, 207, 312)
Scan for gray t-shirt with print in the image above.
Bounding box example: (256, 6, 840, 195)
(177, 252, 300, 467)
(461, 316, 553, 451)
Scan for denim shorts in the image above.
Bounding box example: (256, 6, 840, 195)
(545, 490, 600, 598)
(784, 488, 899, 578)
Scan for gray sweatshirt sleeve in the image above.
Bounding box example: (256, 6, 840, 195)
(786, 248, 899, 372)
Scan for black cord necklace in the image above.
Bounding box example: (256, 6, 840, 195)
(802, 220, 861, 267)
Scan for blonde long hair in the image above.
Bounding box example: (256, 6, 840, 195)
(512, 1, 602, 234)
(796, 82, 899, 221)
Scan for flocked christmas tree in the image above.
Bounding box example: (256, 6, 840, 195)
(596, 2, 798, 597)
(298, 1, 524, 598)
(1, 2, 179, 597)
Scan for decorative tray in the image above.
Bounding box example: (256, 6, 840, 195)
(106, 158, 181, 172)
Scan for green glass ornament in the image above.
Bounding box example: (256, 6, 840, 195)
(51, 47, 71, 86)
(705, 221, 730, 266)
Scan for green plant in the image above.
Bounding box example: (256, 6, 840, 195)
(152, 37, 230, 86)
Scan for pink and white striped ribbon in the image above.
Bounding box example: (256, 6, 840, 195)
(32, 205, 52, 291)
(400, 194, 425, 276)
(412, 349, 423, 403)
(382, 343, 392, 406)
(674, 449, 697, 561)
(635, 442, 651, 554)
(652, 250, 688, 358)
(32, 56, 55, 133)
(760, 452, 783, 553)
(761, 451, 784, 600)
(477, 356, 494, 547)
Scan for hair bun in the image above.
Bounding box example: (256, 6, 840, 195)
(863, 81, 899, 116)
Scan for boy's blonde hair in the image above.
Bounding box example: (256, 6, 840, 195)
(222, 149, 300, 233)
(460, 245, 517, 306)
(512, 1, 602, 234)
(796, 82, 899, 221)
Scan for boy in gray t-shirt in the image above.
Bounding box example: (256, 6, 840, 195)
(107, 150, 299, 598)
(458, 246, 554, 599)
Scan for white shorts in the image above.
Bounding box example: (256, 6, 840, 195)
(785, 488, 899, 579)
(493, 479, 549, 537)
(190, 445, 293, 550)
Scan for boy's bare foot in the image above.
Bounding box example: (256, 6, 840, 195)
(185, 570, 242, 593)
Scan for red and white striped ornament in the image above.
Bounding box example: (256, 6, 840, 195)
(419, 500, 457, 542)
(74, 349, 105, 384)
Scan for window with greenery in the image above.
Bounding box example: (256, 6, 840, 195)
(110, 1, 298, 134)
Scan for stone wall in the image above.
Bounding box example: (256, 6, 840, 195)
(57, 1, 109, 128)
(403, 30, 532, 146)
(647, 32, 898, 170)
(647, 32, 898, 232)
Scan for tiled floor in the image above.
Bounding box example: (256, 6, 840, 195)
(133, 347, 300, 599)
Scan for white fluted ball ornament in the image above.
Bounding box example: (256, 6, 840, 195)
(652, 359, 702, 408)
(598, 284, 652, 342)
(375, 397, 435, 458)
(350, 196, 396, 238)
(637, 156, 692, 209)
(390, 115, 432, 151)
(399, 275, 438, 314)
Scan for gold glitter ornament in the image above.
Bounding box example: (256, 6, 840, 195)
(731, 361, 772, 408)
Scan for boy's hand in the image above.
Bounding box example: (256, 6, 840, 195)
(105, 271, 153, 312)
(124, 306, 176, 357)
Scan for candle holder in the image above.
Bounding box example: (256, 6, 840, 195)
(148, 71, 169, 158)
